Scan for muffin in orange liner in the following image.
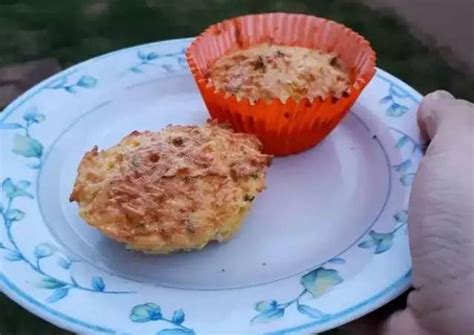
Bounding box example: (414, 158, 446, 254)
(186, 13, 376, 155)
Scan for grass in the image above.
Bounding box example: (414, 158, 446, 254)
(0, 0, 473, 99)
(0, 0, 472, 333)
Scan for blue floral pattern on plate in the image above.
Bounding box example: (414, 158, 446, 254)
(129, 49, 187, 73)
(379, 83, 411, 117)
(251, 260, 345, 325)
(389, 127, 424, 187)
(358, 210, 408, 254)
(0, 178, 134, 303)
(0, 107, 45, 169)
(46, 74, 97, 93)
(130, 303, 195, 334)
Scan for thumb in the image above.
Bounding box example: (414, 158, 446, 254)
(418, 90, 473, 145)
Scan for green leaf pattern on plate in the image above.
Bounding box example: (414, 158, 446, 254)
(250, 261, 344, 324)
(0, 177, 135, 303)
(130, 303, 195, 334)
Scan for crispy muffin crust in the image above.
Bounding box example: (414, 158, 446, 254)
(70, 122, 271, 254)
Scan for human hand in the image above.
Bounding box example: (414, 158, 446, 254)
(383, 91, 474, 335)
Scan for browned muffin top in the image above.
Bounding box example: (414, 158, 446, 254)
(70, 122, 272, 253)
(207, 44, 350, 103)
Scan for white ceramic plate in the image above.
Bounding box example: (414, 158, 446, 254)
(0, 38, 424, 334)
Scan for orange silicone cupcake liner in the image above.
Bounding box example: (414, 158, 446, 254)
(186, 13, 376, 155)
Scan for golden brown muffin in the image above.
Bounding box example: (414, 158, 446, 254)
(207, 44, 350, 104)
(70, 122, 272, 254)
